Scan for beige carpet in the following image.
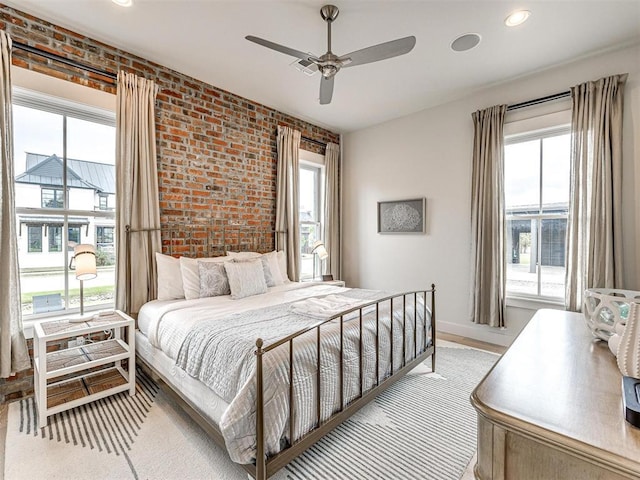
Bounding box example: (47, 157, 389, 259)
(5, 345, 497, 479)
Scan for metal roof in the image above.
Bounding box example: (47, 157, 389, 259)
(16, 153, 115, 194)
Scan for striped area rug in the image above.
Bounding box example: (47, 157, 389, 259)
(5, 346, 498, 480)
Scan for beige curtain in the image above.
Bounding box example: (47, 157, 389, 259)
(0, 32, 30, 377)
(115, 72, 161, 315)
(275, 126, 301, 281)
(469, 104, 507, 327)
(324, 142, 340, 279)
(565, 74, 627, 311)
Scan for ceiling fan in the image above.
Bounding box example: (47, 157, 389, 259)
(246, 5, 416, 105)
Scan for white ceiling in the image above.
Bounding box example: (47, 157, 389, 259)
(4, 1, 640, 132)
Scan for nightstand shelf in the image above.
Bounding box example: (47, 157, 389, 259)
(33, 310, 136, 427)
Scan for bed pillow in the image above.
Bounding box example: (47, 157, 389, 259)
(156, 252, 185, 301)
(198, 261, 231, 297)
(224, 259, 268, 300)
(180, 256, 227, 300)
(262, 251, 284, 286)
(226, 251, 262, 259)
(276, 250, 290, 283)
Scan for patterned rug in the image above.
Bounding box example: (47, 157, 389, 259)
(5, 346, 498, 480)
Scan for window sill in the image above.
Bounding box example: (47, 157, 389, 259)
(505, 295, 565, 311)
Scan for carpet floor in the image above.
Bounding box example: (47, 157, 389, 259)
(5, 345, 497, 479)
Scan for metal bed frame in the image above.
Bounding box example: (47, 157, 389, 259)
(127, 222, 436, 480)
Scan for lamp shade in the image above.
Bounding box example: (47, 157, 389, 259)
(74, 244, 97, 281)
(311, 241, 329, 261)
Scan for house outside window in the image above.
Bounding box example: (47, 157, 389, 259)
(299, 159, 324, 280)
(504, 125, 570, 300)
(13, 88, 116, 318)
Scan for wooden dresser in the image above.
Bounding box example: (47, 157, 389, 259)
(471, 309, 640, 479)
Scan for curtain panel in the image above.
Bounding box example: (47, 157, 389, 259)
(324, 142, 341, 279)
(0, 31, 31, 377)
(469, 104, 507, 327)
(115, 72, 161, 315)
(565, 74, 627, 311)
(275, 126, 301, 281)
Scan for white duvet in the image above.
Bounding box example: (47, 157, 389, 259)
(138, 282, 431, 464)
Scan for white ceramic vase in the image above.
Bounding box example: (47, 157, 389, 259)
(617, 302, 640, 379)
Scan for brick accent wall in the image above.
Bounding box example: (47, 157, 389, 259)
(0, 4, 339, 402)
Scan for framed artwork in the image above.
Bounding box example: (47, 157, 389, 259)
(377, 198, 426, 234)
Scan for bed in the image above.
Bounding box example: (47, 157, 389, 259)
(128, 223, 436, 479)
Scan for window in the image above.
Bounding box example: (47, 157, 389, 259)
(42, 188, 64, 208)
(96, 226, 114, 245)
(27, 226, 42, 252)
(504, 127, 570, 300)
(98, 194, 108, 210)
(13, 88, 116, 318)
(48, 226, 62, 252)
(299, 161, 324, 280)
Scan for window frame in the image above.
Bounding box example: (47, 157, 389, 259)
(504, 125, 570, 303)
(298, 156, 325, 281)
(27, 225, 42, 253)
(13, 88, 116, 321)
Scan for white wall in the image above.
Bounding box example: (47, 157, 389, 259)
(343, 44, 640, 347)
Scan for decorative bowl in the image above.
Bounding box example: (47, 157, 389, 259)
(583, 289, 640, 341)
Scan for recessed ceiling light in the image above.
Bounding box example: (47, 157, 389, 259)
(451, 33, 481, 52)
(112, 0, 133, 7)
(505, 10, 531, 27)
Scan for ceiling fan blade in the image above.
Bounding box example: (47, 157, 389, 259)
(339, 36, 416, 68)
(245, 35, 318, 63)
(319, 76, 334, 105)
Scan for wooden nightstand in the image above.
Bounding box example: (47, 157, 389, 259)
(33, 310, 136, 427)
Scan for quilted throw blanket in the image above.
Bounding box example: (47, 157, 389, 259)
(174, 287, 430, 464)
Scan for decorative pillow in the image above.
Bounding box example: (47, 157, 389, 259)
(156, 252, 185, 301)
(224, 259, 268, 300)
(180, 256, 227, 300)
(198, 261, 230, 297)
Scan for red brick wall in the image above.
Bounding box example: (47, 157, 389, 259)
(0, 4, 339, 402)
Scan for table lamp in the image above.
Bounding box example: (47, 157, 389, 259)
(69, 243, 97, 322)
(310, 240, 328, 281)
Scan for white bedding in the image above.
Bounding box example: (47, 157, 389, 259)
(137, 282, 431, 464)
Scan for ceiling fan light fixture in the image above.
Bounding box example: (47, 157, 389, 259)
(450, 33, 481, 52)
(505, 10, 531, 27)
(112, 0, 133, 7)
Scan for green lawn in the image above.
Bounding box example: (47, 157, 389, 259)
(21, 285, 114, 304)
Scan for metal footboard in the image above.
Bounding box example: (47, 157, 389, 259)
(253, 284, 436, 479)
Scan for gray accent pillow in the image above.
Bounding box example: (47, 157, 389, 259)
(260, 256, 276, 287)
(224, 259, 268, 300)
(198, 261, 230, 297)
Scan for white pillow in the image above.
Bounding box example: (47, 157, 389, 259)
(180, 256, 227, 300)
(226, 251, 262, 259)
(276, 250, 290, 283)
(224, 259, 268, 300)
(262, 251, 284, 286)
(156, 252, 185, 301)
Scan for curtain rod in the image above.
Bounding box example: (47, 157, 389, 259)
(301, 136, 327, 148)
(507, 91, 570, 111)
(12, 40, 117, 82)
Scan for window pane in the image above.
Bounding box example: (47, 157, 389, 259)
(505, 218, 538, 295)
(68, 226, 80, 244)
(540, 218, 566, 298)
(505, 140, 540, 213)
(48, 226, 62, 252)
(27, 226, 42, 252)
(542, 134, 570, 214)
(299, 168, 318, 222)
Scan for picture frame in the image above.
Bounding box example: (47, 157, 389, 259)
(377, 198, 426, 234)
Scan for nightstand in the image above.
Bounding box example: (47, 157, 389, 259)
(33, 310, 136, 427)
(325, 280, 346, 287)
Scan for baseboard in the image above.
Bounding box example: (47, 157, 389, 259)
(437, 320, 515, 348)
